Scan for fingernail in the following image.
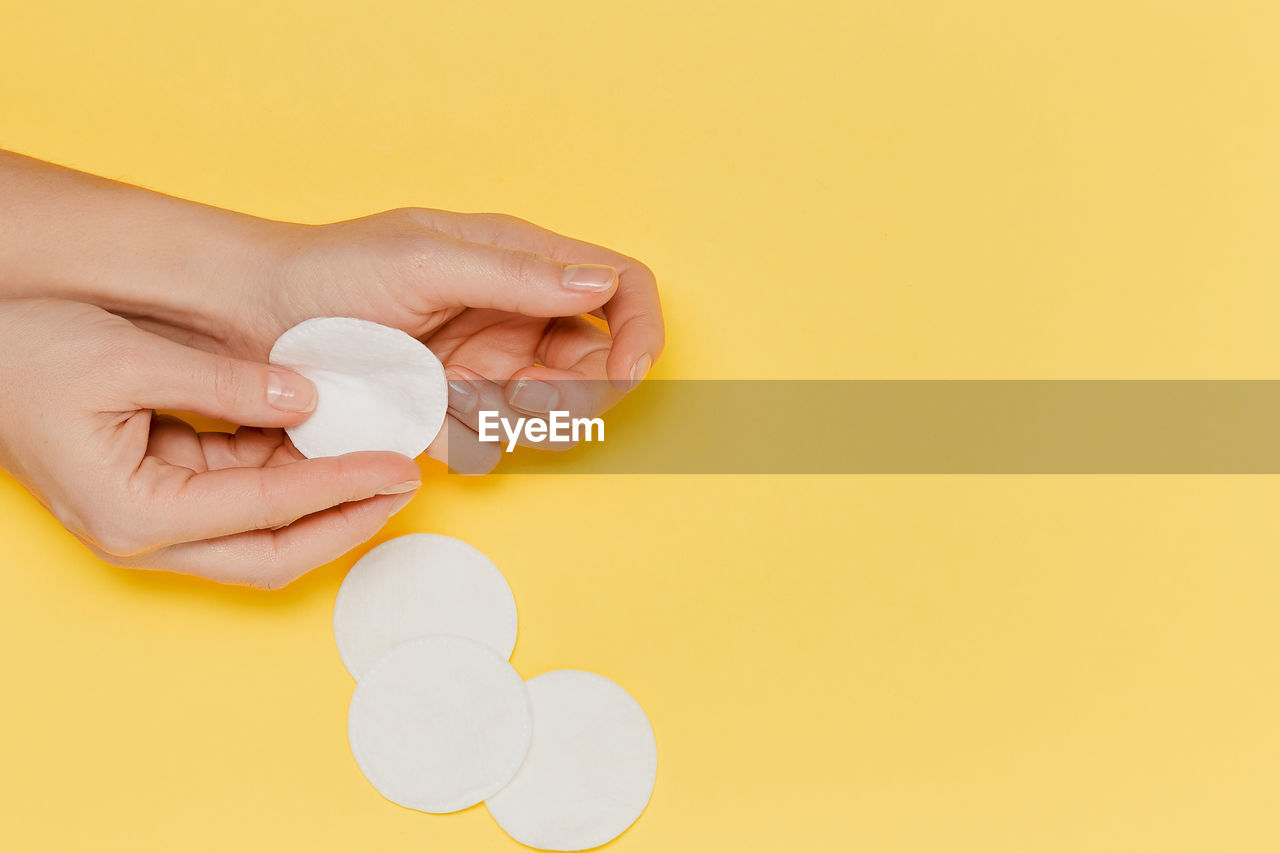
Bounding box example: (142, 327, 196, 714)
(561, 264, 617, 293)
(266, 369, 317, 413)
(509, 378, 558, 413)
(446, 373, 478, 414)
(387, 490, 416, 517)
(629, 353, 652, 390)
(376, 480, 421, 496)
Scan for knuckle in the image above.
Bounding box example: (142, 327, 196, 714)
(469, 211, 532, 243)
(330, 456, 373, 505)
(471, 211, 524, 226)
(318, 458, 355, 504)
(249, 474, 288, 531)
(387, 234, 438, 278)
(210, 358, 247, 413)
(84, 513, 149, 558)
(498, 212, 532, 228)
(500, 249, 539, 286)
(623, 256, 657, 285)
(380, 208, 434, 240)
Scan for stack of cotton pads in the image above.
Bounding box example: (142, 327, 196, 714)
(272, 319, 657, 847)
(334, 537, 656, 850)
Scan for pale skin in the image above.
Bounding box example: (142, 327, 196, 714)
(0, 151, 664, 588)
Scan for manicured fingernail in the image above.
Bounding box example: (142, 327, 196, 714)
(561, 264, 618, 293)
(376, 480, 421, 496)
(509, 378, 558, 413)
(446, 373, 478, 414)
(266, 369, 317, 413)
(387, 491, 416, 517)
(629, 353, 652, 390)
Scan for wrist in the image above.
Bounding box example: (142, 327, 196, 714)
(0, 151, 294, 353)
(103, 203, 299, 354)
(85, 203, 285, 347)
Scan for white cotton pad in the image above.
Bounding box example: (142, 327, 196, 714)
(334, 533, 518, 679)
(485, 670, 657, 851)
(348, 635, 532, 814)
(268, 317, 447, 459)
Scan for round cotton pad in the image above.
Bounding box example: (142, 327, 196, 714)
(334, 534, 518, 679)
(348, 636, 532, 814)
(485, 670, 657, 851)
(268, 317, 447, 459)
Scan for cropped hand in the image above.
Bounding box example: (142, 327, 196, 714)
(0, 298, 421, 587)
(0, 152, 665, 474)
(252, 209, 664, 473)
(136, 208, 665, 473)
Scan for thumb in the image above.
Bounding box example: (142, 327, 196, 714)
(423, 234, 619, 316)
(128, 333, 317, 427)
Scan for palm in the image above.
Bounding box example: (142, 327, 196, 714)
(108, 416, 302, 564)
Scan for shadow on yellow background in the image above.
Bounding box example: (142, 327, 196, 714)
(3, 2, 1280, 851)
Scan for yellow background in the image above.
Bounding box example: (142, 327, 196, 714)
(3, 1, 1280, 850)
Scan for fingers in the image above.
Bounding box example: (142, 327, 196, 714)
(430, 316, 622, 470)
(123, 330, 318, 428)
(410, 210, 665, 390)
(120, 450, 420, 552)
(410, 227, 622, 318)
(504, 365, 619, 425)
(439, 354, 616, 462)
(433, 368, 542, 463)
(499, 316, 620, 425)
(193, 427, 297, 471)
(601, 274, 664, 391)
(145, 415, 213, 471)
(110, 493, 412, 589)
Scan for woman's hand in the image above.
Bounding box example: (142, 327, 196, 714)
(249, 208, 666, 473)
(122, 207, 666, 473)
(0, 298, 421, 588)
(0, 152, 665, 474)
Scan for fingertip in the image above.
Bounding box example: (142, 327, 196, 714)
(265, 367, 318, 417)
(602, 264, 665, 390)
(629, 352, 653, 390)
(607, 349, 652, 392)
(561, 263, 620, 301)
(298, 450, 421, 508)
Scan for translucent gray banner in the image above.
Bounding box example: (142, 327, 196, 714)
(445, 380, 1280, 474)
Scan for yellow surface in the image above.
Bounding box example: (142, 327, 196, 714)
(2, 1, 1280, 850)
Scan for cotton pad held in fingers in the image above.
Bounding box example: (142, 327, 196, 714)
(485, 670, 657, 851)
(348, 636, 532, 814)
(334, 534, 518, 679)
(269, 317, 447, 459)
